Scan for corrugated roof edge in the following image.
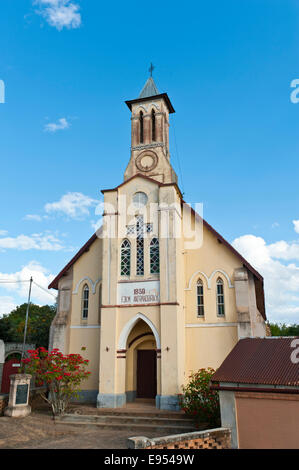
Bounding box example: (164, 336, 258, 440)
(211, 337, 299, 387)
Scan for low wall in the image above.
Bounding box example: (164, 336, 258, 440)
(127, 428, 231, 449)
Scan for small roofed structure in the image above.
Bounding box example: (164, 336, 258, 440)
(210, 337, 299, 449)
(211, 337, 299, 389)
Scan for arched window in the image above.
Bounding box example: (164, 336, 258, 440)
(82, 284, 89, 320)
(136, 216, 144, 275)
(120, 239, 131, 276)
(139, 111, 144, 144)
(150, 238, 159, 274)
(216, 278, 225, 316)
(151, 109, 156, 141)
(197, 279, 204, 317)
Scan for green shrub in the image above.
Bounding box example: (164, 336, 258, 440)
(179, 367, 220, 428)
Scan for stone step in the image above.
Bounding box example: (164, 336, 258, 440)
(73, 409, 190, 420)
(57, 413, 195, 428)
(55, 414, 198, 434)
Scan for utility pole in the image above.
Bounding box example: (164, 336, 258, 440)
(22, 277, 33, 359)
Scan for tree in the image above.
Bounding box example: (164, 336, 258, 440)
(179, 368, 220, 428)
(268, 322, 299, 337)
(0, 303, 56, 348)
(21, 347, 91, 416)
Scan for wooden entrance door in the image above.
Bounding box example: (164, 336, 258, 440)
(137, 350, 157, 398)
(1, 357, 22, 393)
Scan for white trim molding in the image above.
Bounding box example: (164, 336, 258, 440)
(73, 277, 101, 295)
(185, 269, 234, 291)
(118, 313, 161, 350)
(70, 325, 101, 329)
(186, 322, 238, 328)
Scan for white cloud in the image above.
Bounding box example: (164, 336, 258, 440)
(45, 192, 98, 219)
(0, 232, 64, 251)
(24, 214, 43, 222)
(293, 220, 299, 234)
(268, 240, 299, 261)
(0, 296, 17, 316)
(34, 0, 81, 31)
(44, 117, 70, 133)
(0, 230, 8, 236)
(232, 234, 299, 323)
(0, 261, 56, 306)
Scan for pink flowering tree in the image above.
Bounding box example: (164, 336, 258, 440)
(21, 347, 91, 416)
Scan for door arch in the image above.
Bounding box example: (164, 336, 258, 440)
(120, 315, 160, 403)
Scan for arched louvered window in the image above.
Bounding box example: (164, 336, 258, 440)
(216, 278, 225, 316)
(82, 284, 89, 320)
(139, 111, 144, 144)
(151, 109, 156, 141)
(150, 237, 159, 274)
(197, 279, 204, 317)
(120, 239, 131, 276)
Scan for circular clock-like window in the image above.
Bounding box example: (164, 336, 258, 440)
(136, 151, 158, 172)
(133, 192, 148, 208)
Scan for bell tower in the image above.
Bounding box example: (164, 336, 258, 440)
(124, 72, 178, 184)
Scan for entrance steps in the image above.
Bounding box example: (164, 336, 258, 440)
(54, 406, 199, 434)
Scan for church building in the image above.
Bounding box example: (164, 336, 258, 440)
(48, 76, 267, 410)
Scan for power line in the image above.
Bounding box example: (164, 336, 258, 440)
(172, 118, 185, 196)
(32, 281, 57, 299)
(0, 278, 57, 299)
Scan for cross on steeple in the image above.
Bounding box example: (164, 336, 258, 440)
(149, 62, 155, 77)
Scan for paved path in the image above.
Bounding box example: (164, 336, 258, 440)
(0, 402, 172, 449)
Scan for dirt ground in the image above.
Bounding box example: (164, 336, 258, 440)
(0, 399, 165, 449)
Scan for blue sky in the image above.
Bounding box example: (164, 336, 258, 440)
(1, 0, 299, 322)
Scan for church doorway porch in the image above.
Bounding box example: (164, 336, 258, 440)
(124, 316, 160, 405)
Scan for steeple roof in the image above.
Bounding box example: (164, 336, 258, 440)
(138, 77, 160, 98)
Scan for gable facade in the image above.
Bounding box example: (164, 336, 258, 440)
(49, 78, 267, 410)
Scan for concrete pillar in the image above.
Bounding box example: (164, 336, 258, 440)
(219, 390, 239, 449)
(4, 374, 32, 418)
(156, 114, 163, 143)
(234, 268, 252, 339)
(131, 118, 139, 147)
(97, 308, 126, 408)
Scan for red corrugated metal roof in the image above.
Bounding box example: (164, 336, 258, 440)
(211, 338, 299, 387)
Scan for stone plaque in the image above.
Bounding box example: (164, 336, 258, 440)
(15, 384, 29, 405)
(118, 280, 160, 305)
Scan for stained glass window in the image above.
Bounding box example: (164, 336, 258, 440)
(120, 239, 131, 276)
(216, 278, 225, 316)
(82, 284, 89, 320)
(150, 238, 159, 274)
(136, 216, 144, 275)
(197, 280, 204, 317)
